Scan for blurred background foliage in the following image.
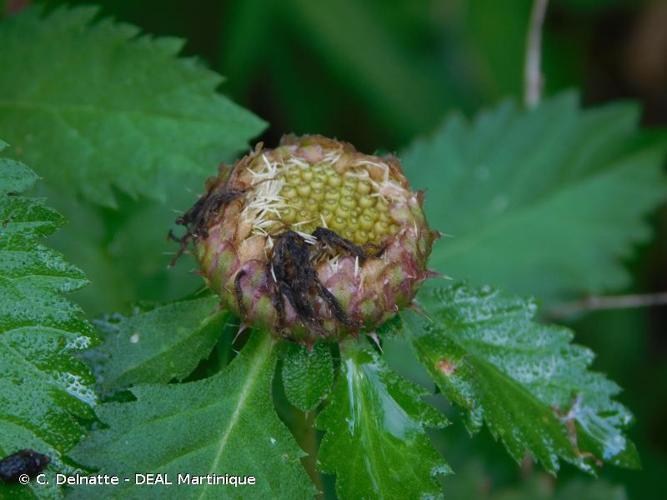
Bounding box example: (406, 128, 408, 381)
(6, 0, 667, 497)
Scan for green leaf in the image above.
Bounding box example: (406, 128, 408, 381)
(281, 343, 334, 413)
(71, 332, 315, 499)
(0, 142, 96, 498)
(0, 4, 264, 314)
(0, 6, 264, 206)
(41, 171, 204, 316)
(90, 296, 236, 395)
(402, 284, 639, 474)
(403, 93, 667, 301)
(0, 146, 38, 194)
(316, 339, 450, 499)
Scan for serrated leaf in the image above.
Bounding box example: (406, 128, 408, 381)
(281, 343, 334, 413)
(0, 142, 96, 498)
(0, 6, 264, 206)
(71, 332, 315, 499)
(0, 156, 38, 196)
(316, 339, 450, 499)
(403, 93, 667, 301)
(402, 284, 639, 475)
(90, 296, 236, 395)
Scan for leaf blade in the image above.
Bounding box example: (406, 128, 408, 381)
(403, 284, 639, 474)
(316, 339, 450, 499)
(91, 296, 236, 395)
(0, 143, 96, 498)
(281, 343, 334, 413)
(0, 6, 265, 206)
(402, 94, 667, 301)
(71, 332, 315, 499)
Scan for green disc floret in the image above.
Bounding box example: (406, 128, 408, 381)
(261, 162, 399, 244)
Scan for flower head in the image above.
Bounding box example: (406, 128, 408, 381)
(174, 135, 437, 345)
